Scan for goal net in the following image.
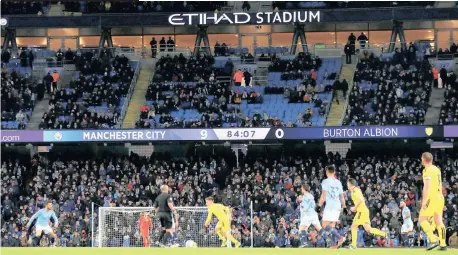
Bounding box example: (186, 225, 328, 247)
(98, 207, 226, 247)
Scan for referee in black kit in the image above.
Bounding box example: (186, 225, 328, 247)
(154, 185, 177, 246)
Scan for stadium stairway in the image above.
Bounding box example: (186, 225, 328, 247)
(27, 94, 50, 129)
(424, 87, 445, 125)
(122, 59, 155, 129)
(325, 61, 357, 126)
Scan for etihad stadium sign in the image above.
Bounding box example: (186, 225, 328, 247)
(168, 11, 321, 26)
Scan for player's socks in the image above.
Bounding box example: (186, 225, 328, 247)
(408, 234, 414, 247)
(33, 236, 40, 247)
(163, 232, 171, 245)
(158, 230, 166, 243)
(49, 237, 55, 246)
(436, 224, 446, 247)
(300, 230, 308, 246)
(420, 221, 438, 242)
(369, 228, 386, 237)
(351, 228, 358, 247)
(226, 233, 239, 246)
(216, 230, 225, 241)
(401, 234, 407, 246)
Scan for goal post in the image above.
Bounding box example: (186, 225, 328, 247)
(97, 206, 253, 248)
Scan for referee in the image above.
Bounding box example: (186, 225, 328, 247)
(154, 185, 176, 246)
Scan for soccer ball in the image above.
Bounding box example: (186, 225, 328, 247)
(185, 240, 197, 248)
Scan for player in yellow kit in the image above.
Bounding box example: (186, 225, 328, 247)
(347, 178, 388, 249)
(419, 152, 447, 251)
(203, 197, 240, 248)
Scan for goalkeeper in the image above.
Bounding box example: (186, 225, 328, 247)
(203, 197, 240, 248)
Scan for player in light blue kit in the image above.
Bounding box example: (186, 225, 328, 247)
(26, 201, 59, 247)
(298, 184, 322, 247)
(400, 200, 414, 247)
(319, 165, 345, 248)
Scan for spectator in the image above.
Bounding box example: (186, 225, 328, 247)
(341, 79, 349, 98)
(28, 50, 35, 68)
(51, 71, 60, 92)
(242, 1, 251, 11)
(167, 37, 175, 52)
(159, 37, 166, 52)
(56, 49, 64, 65)
(150, 37, 157, 58)
(450, 43, 457, 55)
(64, 48, 75, 64)
(450, 232, 458, 247)
(357, 32, 368, 49)
(214, 41, 221, 56)
(344, 41, 352, 64)
(19, 49, 27, 67)
(243, 69, 252, 87)
(1, 49, 11, 64)
(234, 69, 244, 86)
(348, 33, 356, 54)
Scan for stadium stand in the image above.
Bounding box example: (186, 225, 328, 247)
(1, 68, 36, 129)
(137, 52, 341, 128)
(440, 73, 458, 125)
(1, 145, 457, 247)
(1, 1, 48, 15)
(342, 50, 432, 126)
(264, 53, 341, 126)
(38, 54, 138, 129)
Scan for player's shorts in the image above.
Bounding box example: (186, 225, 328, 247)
(300, 214, 320, 228)
(158, 212, 173, 229)
(140, 230, 150, 237)
(401, 222, 414, 233)
(352, 209, 370, 226)
(215, 218, 231, 233)
(322, 208, 341, 222)
(36, 225, 53, 235)
(420, 195, 444, 217)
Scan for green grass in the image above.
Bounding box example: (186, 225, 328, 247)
(1, 248, 454, 255)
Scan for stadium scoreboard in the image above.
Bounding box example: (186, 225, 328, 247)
(1, 125, 457, 143)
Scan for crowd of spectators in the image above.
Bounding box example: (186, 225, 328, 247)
(1, 69, 38, 130)
(268, 53, 322, 78)
(153, 54, 215, 83)
(137, 53, 266, 128)
(137, 80, 234, 129)
(440, 70, 458, 125)
(62, 1, 225, 14)
(1, 146, 457, 248)
(1, 1, 48, 15)
(343, 50, 432, 126)
(38, 54, 135, 129)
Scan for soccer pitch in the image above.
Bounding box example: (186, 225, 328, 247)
(1, 248, 454, 255)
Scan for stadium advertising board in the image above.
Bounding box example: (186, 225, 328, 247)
(168, 11, 321, 25)
(1, 125, 457, 143)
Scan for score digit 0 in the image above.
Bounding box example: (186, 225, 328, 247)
(275, 129, 284, 139)
(200, 130, 208, 139)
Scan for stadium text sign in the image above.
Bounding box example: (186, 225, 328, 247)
(1, 125, 457, 143)
(168, 11, 321, 25)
